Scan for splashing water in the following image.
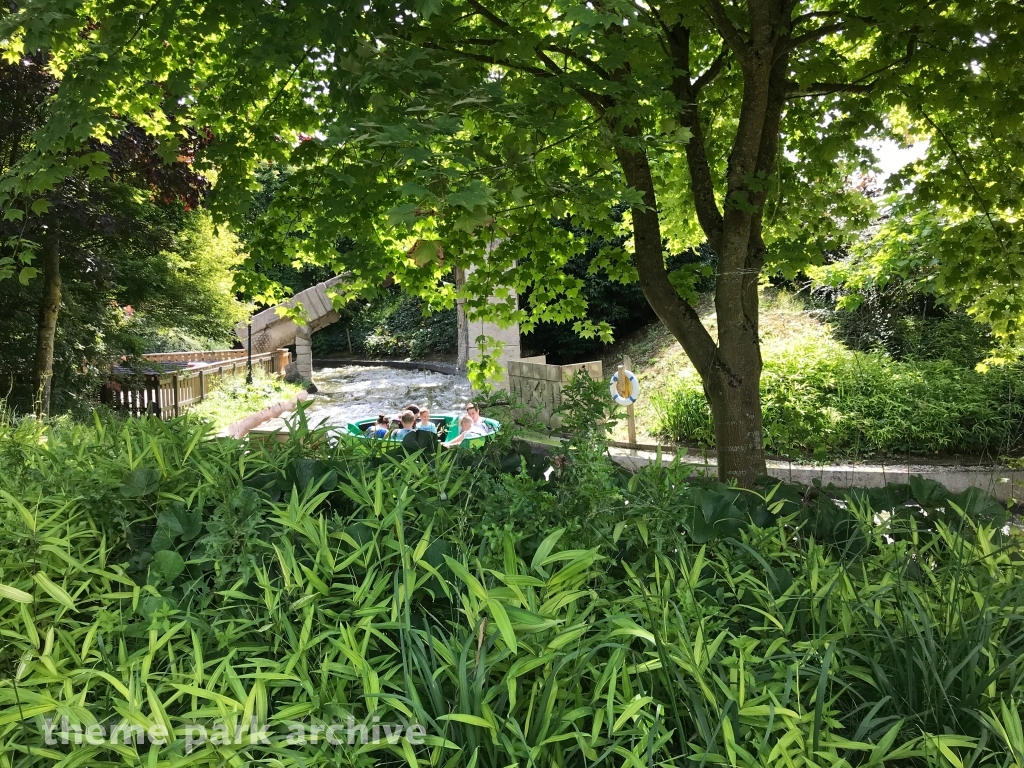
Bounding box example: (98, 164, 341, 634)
(271, 365, 474, 428)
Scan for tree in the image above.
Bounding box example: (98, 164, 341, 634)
(819, 23, 1024, 356)
(0, 50, 212, 414)
(3, 1, 1020, 483)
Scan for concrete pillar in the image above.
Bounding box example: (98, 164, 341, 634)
(456, 241, 521, 382)
(294, 325, 313, 382)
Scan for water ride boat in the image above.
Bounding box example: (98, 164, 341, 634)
(342, 413, 500, 449)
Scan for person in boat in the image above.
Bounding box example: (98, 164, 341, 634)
(443, 415, 475, 447)
(394, 410, 417, 438)
(417, 407, 437, 433)
(465, 402, 493, 435)
(366, 413, 389, 438)
(404, 403, 421, 417)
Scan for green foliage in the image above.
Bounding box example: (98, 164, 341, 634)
(817, 277, 995, 369)
(0, 199, 248, 415)
(464, 335, 506, 394)
(654, 336, 1024, 460)
(520, 217, 661, 363)
(186, 369, 305, 430)
(312, 287, 456, 360)
(556, 368, 619, 443)
(0, 414, 1023, 766)
(132, 209, 250, 342)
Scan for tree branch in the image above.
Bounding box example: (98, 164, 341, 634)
(614, 141, 720, 375)
(783, 21, 846, 53)
(787, 81, 876, 98)
(692, 48, 728, 92)
(704, 0, 750, 65)
(785, 39, 917, 99)
(666, 23, 724, 252)
(422, 42, 554, 80)
(541, 44, 613, 80)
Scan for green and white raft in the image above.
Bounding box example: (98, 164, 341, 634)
(342, 414, 500, 450)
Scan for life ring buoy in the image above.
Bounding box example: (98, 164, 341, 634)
(610, 369, 641, 405)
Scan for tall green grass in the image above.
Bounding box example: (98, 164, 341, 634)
(1, 412, 1022, 766)
(653, 336, 1024, 460)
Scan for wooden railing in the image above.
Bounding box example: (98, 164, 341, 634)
(99, 349, 292, 419)
(140, 349, 251, 364)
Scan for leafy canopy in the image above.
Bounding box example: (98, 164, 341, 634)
(1, 1, 1019, 343)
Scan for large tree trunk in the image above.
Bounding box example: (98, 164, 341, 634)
(615, 141, 769, 485)
(33, 232, 61, 417)
(703, 331, 766, 486)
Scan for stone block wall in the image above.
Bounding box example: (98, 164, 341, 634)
(507, 356, 602, 428)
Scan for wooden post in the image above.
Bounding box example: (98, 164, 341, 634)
(198, 369, 205, 403)
(171, 373, 180, 418)
(347, 328, 352, 354)
(619, 355, 637, 449)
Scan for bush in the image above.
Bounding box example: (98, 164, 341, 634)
(1, 414, 1022, 766)
(312, 287, 457, 359)
(653, 336, 1024, 459)
(813, 278, 994, 368)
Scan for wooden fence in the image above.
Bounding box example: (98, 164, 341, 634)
(139, 349, 252, 364)
(99, 348, 292, 419)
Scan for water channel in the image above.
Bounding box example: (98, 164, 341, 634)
(276, 364, 474, 429)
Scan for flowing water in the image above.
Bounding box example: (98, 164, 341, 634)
(271, 364, 474, 429)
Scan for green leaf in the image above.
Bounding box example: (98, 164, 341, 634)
(386, 202, 420, 227)
(3, 208, 24, 222)
(531, 529, 565, 574)
(437, 714, 493, 730)
(151, 550, 186, 583)
(613, 696, 653, 732)
(446, 180, 494, 211)
(33, 572, 74, 610)
(486, 597, 518, 654)
(29, 198, 49, 215)
(18, 267, 39, 285)
(415, 0, 443, 19)
(175, 507, 203, 542)
(120, 468, 161, 498)
(151, 509, 185, 551)
(0, 583, 34, 604)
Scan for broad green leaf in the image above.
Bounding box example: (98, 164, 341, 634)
(151, 550, 186, 583)
(33, 572, 74, 610)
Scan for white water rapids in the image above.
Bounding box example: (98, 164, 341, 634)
(269, 364, 474, 429)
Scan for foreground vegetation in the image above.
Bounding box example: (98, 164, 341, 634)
(1, 406, 1022, 766)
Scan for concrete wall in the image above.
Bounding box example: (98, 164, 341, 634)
(508, 356, 603, 428)
(608, 447, 1024, 503)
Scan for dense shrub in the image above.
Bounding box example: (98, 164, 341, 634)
(1, 411, 1022, 766)
(813, 277, 994, 368)
(312, 287, 457, 359)
(654, 336, 1024, 459)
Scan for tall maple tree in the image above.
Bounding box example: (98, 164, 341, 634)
(3, 0, 1020, 482)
